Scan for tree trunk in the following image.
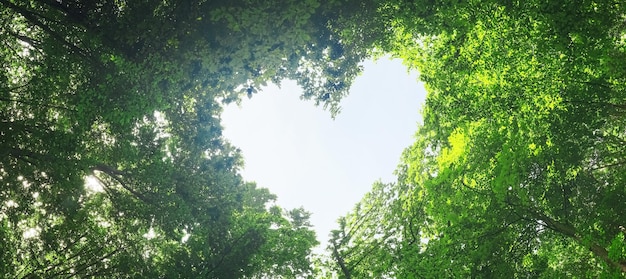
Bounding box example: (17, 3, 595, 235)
(537, 213, 626, 273)
(331, 240, 351, 279)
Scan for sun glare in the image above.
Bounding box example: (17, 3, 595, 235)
(85, 175, 104, 192)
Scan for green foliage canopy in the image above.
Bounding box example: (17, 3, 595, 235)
(325, 0, 626, 278)
(0, 0, 382, 277)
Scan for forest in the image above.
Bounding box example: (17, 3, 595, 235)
(1, 0, 625, 278)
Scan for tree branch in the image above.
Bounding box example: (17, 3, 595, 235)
(331, 238, 352, 279)
(42, 232, 90, 274)
(0, 97, 76, 112)
(588, 160, 626, 171)
(534, 212, 626, 273)
(478, 216, 524, 240)
(65, 247, 122, 278)
(4, 29, 43, 49)
(92, 164, 151, 204)
(0, 0, 91, 58)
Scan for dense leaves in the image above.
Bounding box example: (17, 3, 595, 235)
(325, 0, 626, 278)
(4, 0, 626, 277)
(323, 181, 404, 278)
(0, 0, 381, 277)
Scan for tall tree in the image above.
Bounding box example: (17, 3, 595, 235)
(392, 0, 626, 277)
(0, 0, 374, 277)
(322, 0, 626, 277)
(325, 181, 405, 278)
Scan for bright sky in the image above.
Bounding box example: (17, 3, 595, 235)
(221, 57, 426, 250)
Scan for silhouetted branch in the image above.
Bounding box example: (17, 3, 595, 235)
(0, 97, 76, 112)
(93, 164, 151, 204)
(0, 0, 90, 58)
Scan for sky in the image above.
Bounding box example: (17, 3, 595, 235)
(221, 57, 427, 249)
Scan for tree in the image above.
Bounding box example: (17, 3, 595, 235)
(321, 0, 626, 277)
(391, 0, 626, 277)
(325, 181, 402, 278)
(0, 0, 375, 277)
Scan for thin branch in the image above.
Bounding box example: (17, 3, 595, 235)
(0, 0, 91, 59)
(64, 247, 122, 278)
(4, 29, 43, 49)
(204, 230, 255, 277)
(459, 177, 483, 194)
(47, 245, 107, 278)
(349, 230, 396, 270)
(92, 165, 151, 204)
(588, 160, 626, 171)
(4, 0, 66, 26)
(34, 0, 73, 17)
(42, 232, 90, 274)
(477, 216, 524, 240)
(331, 238, 352, 279)
(8, 148, 54, 163)
(0, 97, 77, 112)
(567, 78, 613, 90)
(92, 164, 129, 177)
(406, 211, 419, 246)
(2, 37, 30, 59)
(341, 202, 379, 247)
(0, 82, 31, 94)
(84, 263, 119, 278)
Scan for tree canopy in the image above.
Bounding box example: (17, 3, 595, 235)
(324, 0, 626, 278)
(0, 0, 378, 277)
(3, 0, 626, 278)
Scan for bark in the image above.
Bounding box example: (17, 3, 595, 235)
(92, 164, 152, 204)
(331, 239, 352, 279)
(537, 213, 626, 273)
(0, 0, 91, 58)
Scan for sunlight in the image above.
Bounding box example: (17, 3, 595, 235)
(85, 175, 104, 193)
(143, 227, 157, 240)
(23, 227, 40, 239)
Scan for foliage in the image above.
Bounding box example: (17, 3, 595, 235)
(324, 0, 626, 277)
(0, 0, 379, 277)
(323, 181, 405, 278)
(4, 0, 626, 277)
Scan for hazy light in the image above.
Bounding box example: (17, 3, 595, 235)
(85, 175, 104, 192)
(23, 227, 40, 239)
